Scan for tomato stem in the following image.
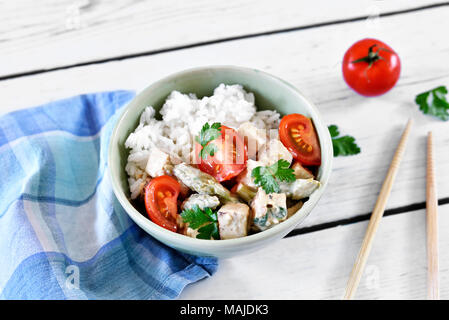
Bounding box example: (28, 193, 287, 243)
(351, 44, 393, 81)
(351, 44, 392, 68)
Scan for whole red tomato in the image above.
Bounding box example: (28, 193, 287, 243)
(342, 38, 401, 97)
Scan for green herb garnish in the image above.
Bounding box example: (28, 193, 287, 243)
(251, 159, 295, 194)
(415, 86, 449, 121)
(195, 122, 222, 159)
(328, 125, 361, 157)
(180, 205, 220, 240)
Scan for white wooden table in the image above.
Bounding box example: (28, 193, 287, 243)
(2, 0, 448, 299)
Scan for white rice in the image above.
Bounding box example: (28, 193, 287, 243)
(124, 84, 281, 199)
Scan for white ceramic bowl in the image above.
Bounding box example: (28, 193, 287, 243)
(108, 66, 333, 258)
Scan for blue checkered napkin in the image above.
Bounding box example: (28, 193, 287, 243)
(0, 91, 217, 299)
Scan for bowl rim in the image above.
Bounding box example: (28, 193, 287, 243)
(108, 65, 333, 249)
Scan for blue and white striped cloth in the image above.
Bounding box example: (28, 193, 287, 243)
(0, 91, 217, 300)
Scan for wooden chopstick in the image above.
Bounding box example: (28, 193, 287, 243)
(343, 119, 413, 300)
(426, 131, 439, 300)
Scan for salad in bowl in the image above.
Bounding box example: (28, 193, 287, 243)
(108, 66, 332, 257)
(125, 84, 322, 240)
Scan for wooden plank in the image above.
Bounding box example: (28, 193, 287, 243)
(0, 0, 443, 77)
(180, 204, 449, 299)
(0, 7, 448, 228)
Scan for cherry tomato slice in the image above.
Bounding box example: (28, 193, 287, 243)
(279, 114, 321, 166)
(197, 125, 247, 182)
(144, 175, 180, 232)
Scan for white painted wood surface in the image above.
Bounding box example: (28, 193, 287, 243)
(1, 1, 448, 299)
(1, 6, 448, 228)
(0, 0, 442, 77)
(181, 204, 449, 300)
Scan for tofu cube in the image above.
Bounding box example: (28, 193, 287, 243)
(250, 188, 287, 231)
(257, 139, 293, 166)
(238, 122, 267, 159)
(236, 159, 263, 189)
(292, 162, 314, 179)
(145, 147, 171, 177)
(217, 203, 250, 240)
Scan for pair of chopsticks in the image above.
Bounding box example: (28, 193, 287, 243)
(343, 120, 439, 300)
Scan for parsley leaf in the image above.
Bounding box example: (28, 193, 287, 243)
(195, 122, 222, 159)
(252, 166, 279, 193)
(180, 205, 220, 240)
(251, 159, 295, 194)
(328, 124, 339, 138)
(197, 223, 220, 240)
(200, 143, 218, 159)
(415, 86, 449, 121)
(328, 125, 361, 157)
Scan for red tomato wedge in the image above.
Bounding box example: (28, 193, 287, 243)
(144, 175, 180, 232)
(279, 114, 321, 166)
(197, 125, 247, 182)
